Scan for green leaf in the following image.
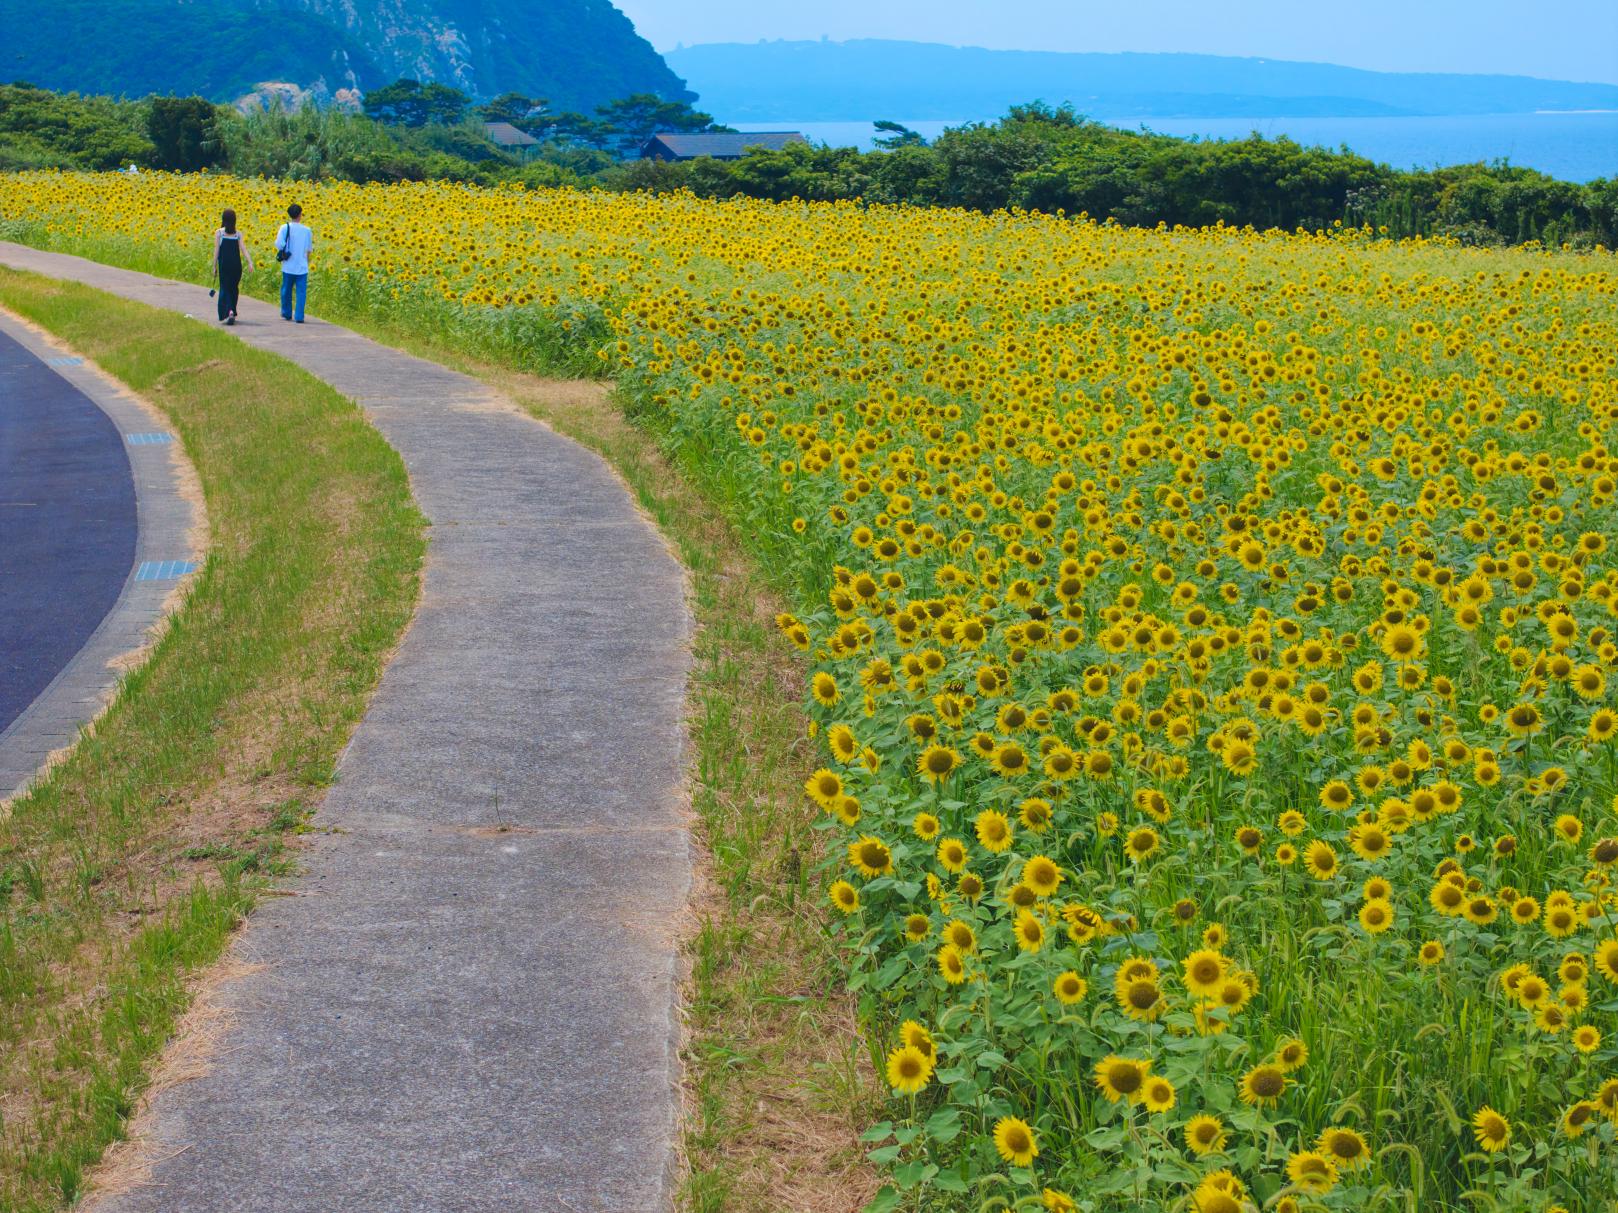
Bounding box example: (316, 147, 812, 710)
(1086, 1126, 1127, 1151)
(925, 1107, 963, 1143)
(861, 1185, 901, 1213)
(865, 1144, 902, 1165)
(892, 1160, 935, 1189)
(871, 957, 908, 990)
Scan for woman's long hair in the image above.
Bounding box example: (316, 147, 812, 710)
(222, 208, 237, 235)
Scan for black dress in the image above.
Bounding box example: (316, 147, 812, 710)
(217, 232, 242, 322)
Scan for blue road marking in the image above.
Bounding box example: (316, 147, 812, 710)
(135, 560, 198, 582)
(126, 433, 175, 445)
(46, 356, 84, 367)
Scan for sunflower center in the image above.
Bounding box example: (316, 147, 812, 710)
(1110, 1065, 1143, 1094)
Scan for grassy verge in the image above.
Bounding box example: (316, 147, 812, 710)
(0, 270, 423, 1212)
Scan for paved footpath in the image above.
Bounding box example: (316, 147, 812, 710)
(0, 245, 693, 1212)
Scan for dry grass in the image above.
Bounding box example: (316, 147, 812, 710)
(81, 956, 266, 1206)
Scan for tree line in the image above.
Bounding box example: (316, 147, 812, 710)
(616, 105, 1616, 249)
(2, 83, 1613, 249)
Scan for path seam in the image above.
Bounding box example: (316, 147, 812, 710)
(0, 244, 695, 1213)
(0, 306, 204, 807)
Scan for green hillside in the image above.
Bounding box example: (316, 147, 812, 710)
(0, 0, 692, 109)
(1, 2, 382, 100)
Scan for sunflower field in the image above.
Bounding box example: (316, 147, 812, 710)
(3, 170, 1617, 1212)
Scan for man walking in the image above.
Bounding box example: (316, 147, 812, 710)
(275, 204, 313, 324)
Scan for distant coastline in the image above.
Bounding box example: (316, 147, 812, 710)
(738, 111, 1618, 183)
(675, 39, 1618, 130)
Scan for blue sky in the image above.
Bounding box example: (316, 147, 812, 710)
(615, 1, 1618, 85)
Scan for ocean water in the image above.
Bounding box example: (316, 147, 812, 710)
(738, 112, 1618, 182)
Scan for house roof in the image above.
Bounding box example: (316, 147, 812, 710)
(642, 131, 807, 159)
(484, 121, 539, 148)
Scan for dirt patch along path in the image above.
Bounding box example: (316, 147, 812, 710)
(0, 246, 694, 1211)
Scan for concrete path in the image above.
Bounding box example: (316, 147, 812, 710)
(0, 245, 693, 1211)
(0, 312, 197, 802)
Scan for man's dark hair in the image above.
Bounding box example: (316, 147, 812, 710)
(287, 204, 302, 219)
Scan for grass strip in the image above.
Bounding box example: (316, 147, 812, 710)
(0, 270, 423, 1212)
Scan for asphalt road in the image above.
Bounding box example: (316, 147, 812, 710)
(0, 326, 137, 734)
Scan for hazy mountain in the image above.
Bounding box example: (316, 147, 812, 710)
(0, 0, 693, 109)
(666, 39, 1618, 121)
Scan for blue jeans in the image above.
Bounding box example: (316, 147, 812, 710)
(280, 272, 307, 322)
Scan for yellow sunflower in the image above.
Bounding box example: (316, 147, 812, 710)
(1286, 1150, 1339, 1194)
(992, 1116, 1038, 1166)
(975, 809, 1014, 853)
(1317, 1125, 1370, 1170)
(1093, 1055, 1150, 1104)
(1184, 1113, 1227, 1156)
(1304, 840, 1339, 880)
(1472, 1105, 1511, 1152)
(916, 743, 962, 783)
(1052, 970, 1087, 1005)
(1140, 1074, 1177, 1113)
(1239, 1062, 1288, 1108)
(885, 1044, 932, 1094)
(847, 835, 893, 878)
(1125, 826, 1160, 862)
(1013, 908, 1046, 953)
(1182, 948, 1228, 998)
(1021, 854, 1063, 897)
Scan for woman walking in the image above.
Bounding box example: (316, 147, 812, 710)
(213, 209, 254, 325)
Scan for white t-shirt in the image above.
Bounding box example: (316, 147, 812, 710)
(277, 221, 313, 275)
